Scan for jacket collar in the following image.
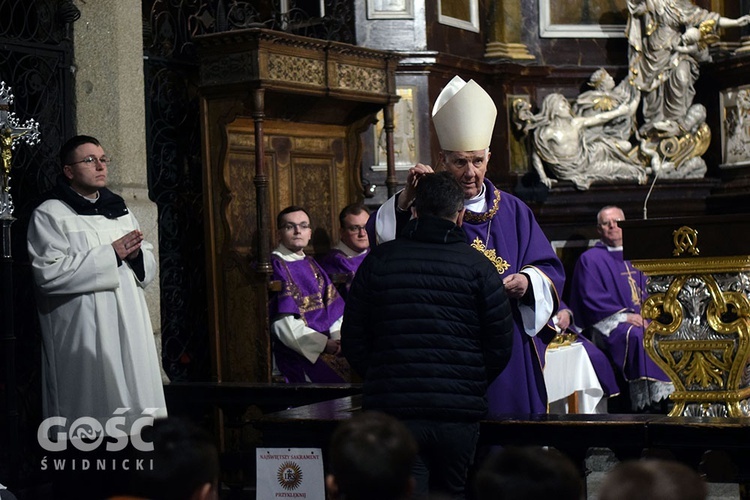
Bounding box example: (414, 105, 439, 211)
(403, 215, 466, 244)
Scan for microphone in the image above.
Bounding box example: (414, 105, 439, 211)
(643, 170, 658, 220)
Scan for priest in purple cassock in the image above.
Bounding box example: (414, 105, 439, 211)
(569, 206, 673, 411)
(368, 76, 565, 414)
(318, 203, 370, 300)
(269, 205, 349, 383)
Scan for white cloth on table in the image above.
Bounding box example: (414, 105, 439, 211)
(544, 342, 605, 414)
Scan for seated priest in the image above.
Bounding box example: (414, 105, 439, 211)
(569, 205, 674, 412)
(269, 205, 349, 383)
(318, 203, 370, 299)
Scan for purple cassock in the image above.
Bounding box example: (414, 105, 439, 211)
(269, 255, 347, 383)
(568, 242, 670, 385)
(318, 247, 369, 299)
(369, 179, 566, 415)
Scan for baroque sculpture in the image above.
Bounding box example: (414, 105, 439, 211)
(513, 1, 750, 190)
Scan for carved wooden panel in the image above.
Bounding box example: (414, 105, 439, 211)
(196, 28, 398, 384)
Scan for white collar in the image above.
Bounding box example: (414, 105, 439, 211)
(464, 182, 487, 213)
(76, 190, 100, 203)
(334, 240, 368, 257)
(272, 244, 306, 262)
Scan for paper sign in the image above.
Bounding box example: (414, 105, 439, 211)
(256, 448, 325, 500)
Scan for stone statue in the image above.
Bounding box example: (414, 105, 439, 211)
(726, 88, 750, 164)
(511, 1, 750, 190)
(519, 92, 649, 190)
(626, 0, 750, 125)
(637, 103, 709, 179)
(573, 68, 635, 144)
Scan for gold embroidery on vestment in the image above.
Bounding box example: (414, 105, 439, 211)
(471, 237, 510, 274)
(463, 187, 501, 223)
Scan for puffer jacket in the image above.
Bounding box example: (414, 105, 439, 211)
(342, 215, 514, 421)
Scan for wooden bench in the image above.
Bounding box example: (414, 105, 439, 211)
(164, 381, 361, 418)
(164, 381, 362, 433)
(256, 395, 750, 488)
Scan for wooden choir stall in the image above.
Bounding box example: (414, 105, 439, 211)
(163, 28, 399, 486)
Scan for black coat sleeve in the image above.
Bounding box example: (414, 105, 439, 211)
(478, 265, 514, 383)
(340, 255, 374, 378)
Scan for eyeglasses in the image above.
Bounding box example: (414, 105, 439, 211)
(280, 222, 311, 232)
(344, 225, 367, 234)
(69, 155, 111, 167)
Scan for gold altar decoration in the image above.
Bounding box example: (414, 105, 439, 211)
(622, 216, 750, 417)
(549, 331, 578, 348)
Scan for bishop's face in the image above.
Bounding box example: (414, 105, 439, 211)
(278, 210, 312, 255)
(440, 149, 489, 199)
(597, 207, 625, 247)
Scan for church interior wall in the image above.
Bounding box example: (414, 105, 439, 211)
(3, 0, 750, 494)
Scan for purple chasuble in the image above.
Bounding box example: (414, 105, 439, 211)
(569, 242, 669, 383)
(461, 181, 565, 415)
(318, 248, 369, 299)
(270, 255, 346, 382)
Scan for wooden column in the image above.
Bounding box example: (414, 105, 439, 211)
(252, 88, 272, 276)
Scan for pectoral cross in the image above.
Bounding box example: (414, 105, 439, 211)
(622, 261, 642, 306)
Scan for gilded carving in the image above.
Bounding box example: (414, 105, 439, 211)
(642, 272, 750, 416)
(672, 225, 700, 256)
(630, 256, 750, 274)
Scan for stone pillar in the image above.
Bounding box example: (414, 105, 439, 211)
(73, 1, 162, 348)
(484, 0, 535, 60)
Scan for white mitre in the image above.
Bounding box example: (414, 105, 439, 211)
(432, 75, 497, 151)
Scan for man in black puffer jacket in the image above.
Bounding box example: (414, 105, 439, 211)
(342, 171, 514, 500)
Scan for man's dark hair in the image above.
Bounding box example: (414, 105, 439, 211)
(474, 446, 582, 500)
(328, 411, 417, 500)
(598, 458, 707, 500)
(413, 171, 464, 219)
(338, 203, 370, 227)
(277, 205, 311, 229)
(59, 135, 101, 167)
(127, 417, 220, 500)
